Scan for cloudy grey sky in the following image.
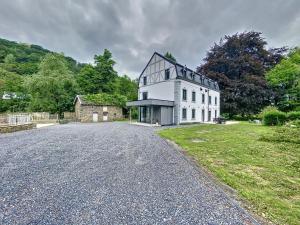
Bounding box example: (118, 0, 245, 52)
(0, 0, 299, 78)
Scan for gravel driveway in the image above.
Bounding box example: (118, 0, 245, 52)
(0, 122, 259, 225)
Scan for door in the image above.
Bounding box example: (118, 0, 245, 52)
(92, 112, 98, 122)
(103, 112, 108, 121)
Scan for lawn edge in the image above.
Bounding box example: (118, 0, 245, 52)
(160, 136, 273, 225)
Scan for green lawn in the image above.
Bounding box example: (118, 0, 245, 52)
(158, 123, 300, 225)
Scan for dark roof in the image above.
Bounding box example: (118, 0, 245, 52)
(139, 52, 219, 91)
(126, 99, 174, 107)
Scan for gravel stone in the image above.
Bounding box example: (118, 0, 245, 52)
(0, 122, 260, 225)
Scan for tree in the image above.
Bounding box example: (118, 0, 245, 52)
(198, 31, 287, 116)
(113, 75, 138, 101)
(77, 49, 118, 94)
(0, 68, 29, 112)
(164, 52, 177, 63)
(94, 49, 118, 93)
(266, 48, 300, 111)
(26, 53, 78, 114)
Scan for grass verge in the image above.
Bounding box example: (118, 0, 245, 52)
(158, 123, 300, 225)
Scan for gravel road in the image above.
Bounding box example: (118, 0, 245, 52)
(0, 122, 260, 225)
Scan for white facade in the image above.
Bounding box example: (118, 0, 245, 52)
(134, 52, 220, 125)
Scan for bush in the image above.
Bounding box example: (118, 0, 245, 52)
(287, 111, 300, 121)
(263, 111, 286, 126)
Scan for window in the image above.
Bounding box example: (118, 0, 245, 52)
(192, 109, 196, 119)
(143, 76, 147, 85)
(182, 68, 187, 78)
(142, 92, 148, 100)
(165, 69, 170, 80)
(209, 96, 212, 105)
(215, 110, 217, 118)
(208, 110, 211, 121)
(202, 94, 205, 104)
(182, 108, 187, 120)
(192, 91, 196, 102)
(202, 109, 205, 122)
(182, 89, 187, 101)
(215, 97, 217, 105)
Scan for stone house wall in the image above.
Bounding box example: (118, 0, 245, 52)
(75, 100, 123, 122)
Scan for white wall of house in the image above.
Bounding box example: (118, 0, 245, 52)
(178, 80, 220, 124)
(139, 80, 175, 101)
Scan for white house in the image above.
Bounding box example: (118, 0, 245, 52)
(126, 52, 220, 125)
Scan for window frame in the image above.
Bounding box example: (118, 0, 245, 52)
(202, 93, 205, 104)
(192, 91, 196, 102)
(142, 92, 148, 100)
(143, 76, 147, 85)
(192, 109, 196, 120)
(182, 89, 187, 101)
(208, 95, 212, 105)
(182, 108, 187, 120)
(215, 96, 217, 105)
(165, 68, 170, 80)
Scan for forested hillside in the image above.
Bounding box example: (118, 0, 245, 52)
(0, 38, 138, 114)
(0, 38, 83, 75)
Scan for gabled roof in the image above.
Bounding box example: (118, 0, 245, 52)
(138, 52, 219, 91)
(74, 95, 111, 106)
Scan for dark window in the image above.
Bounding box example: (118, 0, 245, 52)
(209, 96, 212, 105)
(182, 89, 187, 101)
(192, 91, 196, 102)
(202, 109, 205, 121)
(215, 97, 217, 105)
(208, 110, 211, 121)
(165, 69, 170, 80)
(192, 109, 196, 119)
(182, 69, 187, 78)
(143, 76, 147, 85)
(182, 108, 187, 120)
(142, 92, 148, 100)
(202, 94, 205, 103)
(215, 110, 217, 118)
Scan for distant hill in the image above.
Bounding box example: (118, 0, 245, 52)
(0, 38, 83, 75)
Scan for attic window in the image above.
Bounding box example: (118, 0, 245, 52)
(165, 69, 170, 80)
(182, 67, 187, 78)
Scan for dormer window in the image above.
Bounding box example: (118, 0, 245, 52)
(143, 76, 147, 85)
(165, 69, 170, 80)
(182, 67, 187, 78)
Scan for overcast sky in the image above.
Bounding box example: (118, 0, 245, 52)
(0, 0, 299, 78)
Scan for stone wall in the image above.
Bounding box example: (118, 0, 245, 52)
(77, 104, 123, 122)
(0, 123, 36, 133)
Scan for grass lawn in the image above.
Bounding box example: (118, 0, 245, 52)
(158, 123, 300, 225)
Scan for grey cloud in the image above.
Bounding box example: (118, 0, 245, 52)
(0, 0, 299, 78)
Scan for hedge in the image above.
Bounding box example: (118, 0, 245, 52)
(263, 111, 287, 126)
(287, 111, 300, 121)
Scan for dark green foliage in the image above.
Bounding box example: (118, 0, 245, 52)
(0, 38, 81, 75)
(263, 111, 286, 126)
(287, 111, 300, 121)
(198, 31, 287, 116)
(267, 48, 300, 112)
(26, 53, 78, 114)
(164, 52, 177, 62)
(83, 93, 127, 107)
(0, 38, 138, 114)
(113, 75, 138, 101)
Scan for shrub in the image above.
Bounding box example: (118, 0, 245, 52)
(263, 111, 286, 126)
(287, 111, 300, 121)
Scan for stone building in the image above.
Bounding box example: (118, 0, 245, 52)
(74, 95, 123, 122)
